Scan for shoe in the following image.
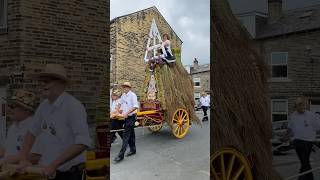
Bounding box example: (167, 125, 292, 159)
(114, 156, 124, 163)
(126, 151, 136, 157)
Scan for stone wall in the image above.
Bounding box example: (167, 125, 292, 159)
(0, 0, 109, 124)
(257, 30, 320, 113)
(111, 7, 182, 97)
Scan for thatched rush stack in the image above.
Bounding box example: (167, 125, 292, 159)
(211, 0, 282, 179)
(141, 49, 201, 126)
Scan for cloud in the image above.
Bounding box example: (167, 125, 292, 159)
(111, 0, 210, 66)
(178, 16, 194, 28)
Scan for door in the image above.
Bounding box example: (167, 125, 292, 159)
(0, 87, 6, 146)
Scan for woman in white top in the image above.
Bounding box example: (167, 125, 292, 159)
(162, 34, 175, 60)
(0, 90, 42, 166)
(111, 89, 124, 144)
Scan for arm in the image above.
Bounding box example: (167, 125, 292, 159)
(47, 144, 87, 170)
(282, 128, 293, 141)
(282, 116, 293, 141)
(19, 132, 36, 161)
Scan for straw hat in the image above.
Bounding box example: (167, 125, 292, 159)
(38, 64, 67, 82)
(121, 81, 132, 88)
(112, 89, 122, 97)
(5, 90, 37, 111)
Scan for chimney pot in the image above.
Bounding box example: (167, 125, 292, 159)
(268, 0, 282, 23)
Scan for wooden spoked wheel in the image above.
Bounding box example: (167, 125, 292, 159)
(171, 108, 190, 139)
(211, 148, 253, 180)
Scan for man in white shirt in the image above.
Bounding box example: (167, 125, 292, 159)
(0, 90, 42, 166)
(200, 92, 209, 121)
(17, 64, 91, 180)
(114, 82, 139, 163)
(284, 97, 320, 180)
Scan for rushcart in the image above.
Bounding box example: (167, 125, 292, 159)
(113, 18, 200, 139)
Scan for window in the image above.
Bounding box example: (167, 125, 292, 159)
(271, 52, 288, 78)
(0, 0, 7, 30)
(194, 92, 200, 100)
(193, 78, 200, 87)
(271, 99, 288, 122)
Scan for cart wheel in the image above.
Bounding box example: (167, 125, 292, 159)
(148, 123, 163, 132)
(171, 108, 190, 138)
(211, 148, 253, 180)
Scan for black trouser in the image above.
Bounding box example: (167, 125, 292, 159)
(118, 115, 136, 158)
(201, 106, 208, 117)
(294, 139, 314, 180)
(52, 164, 84, 180)
(111, 119, 124, 143)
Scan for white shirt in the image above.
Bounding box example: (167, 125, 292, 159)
(29, 92, 91, 171)
(163, 40, 173, 56)
(111, 98, 122, 112)
(288, 111, 320, 141)
(200, 96, 210, 107)
(121, 91, 139, 116)
(4, 117, 42, 156)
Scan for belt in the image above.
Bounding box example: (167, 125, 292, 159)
(57, 163, 85, 173)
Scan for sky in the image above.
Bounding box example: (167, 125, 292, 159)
(110, 0, 210, 66)
(228, 0, 320, 14)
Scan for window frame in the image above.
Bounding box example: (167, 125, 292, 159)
(270, 52, 288, 79)
(271, 99, 288, 122)
(193, 77, 201, 87)
(194, 92, 200, 100)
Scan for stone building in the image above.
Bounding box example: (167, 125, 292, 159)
(188, 58, 210, 102)
(0, 0, 109, 142)
(237, 0, 320, 129)
(110, 6, 182, 97)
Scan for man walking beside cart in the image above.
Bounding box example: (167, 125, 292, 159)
(283, 97, 320, 180)
(17, 64, 92, 180)
(200, 92, 209, 121)
(114, 82, 139, 163)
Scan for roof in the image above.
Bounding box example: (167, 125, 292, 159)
(256, 4, 320, 39)
(235, 11, 268, 18)
(190, 64, 210, 74)
(111, 6, 183, 43)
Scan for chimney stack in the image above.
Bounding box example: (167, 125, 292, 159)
(268, 0, 282, 23)
(193, 58, 199, 69)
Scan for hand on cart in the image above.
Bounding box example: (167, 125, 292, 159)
(1, 162, 56, 179)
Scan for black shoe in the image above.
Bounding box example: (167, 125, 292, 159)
(114, 156, 124, 163)
(126, 151, 136, 157)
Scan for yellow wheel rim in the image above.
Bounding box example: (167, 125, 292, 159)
(171, 108, 190, 138)
(211, 148, 253, 180)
